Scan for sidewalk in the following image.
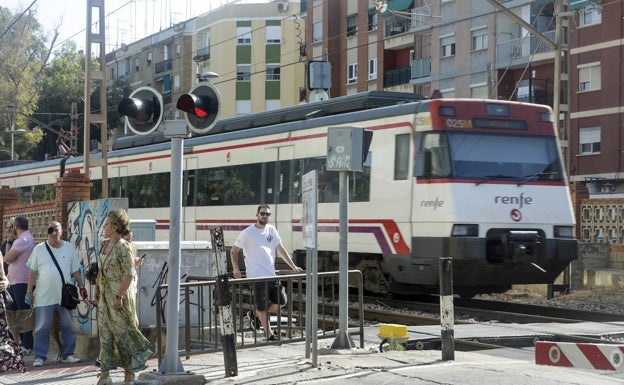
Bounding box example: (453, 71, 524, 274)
(3, 327, 624, 385)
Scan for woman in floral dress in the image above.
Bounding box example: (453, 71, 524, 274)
(94, 209, 152, 385)
(0, 252, 25, 373)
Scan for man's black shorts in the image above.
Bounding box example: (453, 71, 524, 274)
(254, 281, 286, 311)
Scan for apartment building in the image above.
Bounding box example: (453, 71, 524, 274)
(568, 1, 622, 195)
(106, 0, 305, 130)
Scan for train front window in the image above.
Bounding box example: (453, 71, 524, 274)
(449, 132, 563, 181)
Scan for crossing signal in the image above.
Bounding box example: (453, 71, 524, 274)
(117, 86, 163, 136)
(176, 83, 221, 134)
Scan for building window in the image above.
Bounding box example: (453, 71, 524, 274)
(237, 26, 252, 45)
(368, 11, 378, 31)
(266, 25, 282, 44)
(578, 62, 601, 92)
(346, 14, 357, 37)
(147, 52, 152, 64)
(266, 64, 280, 80)
(237, 64, 251, 81)
(580, 4, 601, 26)
(471, 28, 487, 51)
(266, 100, 280, 111)
(313, 22, 323, 43)
(236, 100, 252, 116)
(579, 127, 601, 154)
(368, 58, 377, 80)
(175, 44, 181, 57)
(470, 83, 488, 98)
(440, 35, 456, 57)
(134, 57, 139, 72)
(347, 63, 357, 84)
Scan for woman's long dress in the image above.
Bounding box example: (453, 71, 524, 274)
(97, 239, 152, 372)
(0, 291, 26, 373)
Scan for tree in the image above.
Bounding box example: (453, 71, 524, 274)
(0, 6, 56, 161)
(34, 40, 86, 160)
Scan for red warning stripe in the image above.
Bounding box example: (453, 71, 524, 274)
(535, 341, 624, 371)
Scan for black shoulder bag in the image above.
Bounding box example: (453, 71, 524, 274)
(45, 242, 80, 310)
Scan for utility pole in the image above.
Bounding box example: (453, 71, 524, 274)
(486, 0, 571, 175)
(85, 0, 109, 197)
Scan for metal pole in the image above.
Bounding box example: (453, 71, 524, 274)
(439, 257, 455, 361)
(159, 129, 185, 374)
(331, 170, 355, 349)
(210, 227, 238, 377)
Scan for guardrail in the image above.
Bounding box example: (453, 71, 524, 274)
(154, 270, 364, 365)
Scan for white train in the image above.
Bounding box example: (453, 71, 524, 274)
(0, 92, 577, 296)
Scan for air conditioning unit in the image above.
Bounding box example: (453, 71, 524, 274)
(277, 2, 288, 12)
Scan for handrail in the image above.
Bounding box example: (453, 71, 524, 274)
(155, 270, 364, 365)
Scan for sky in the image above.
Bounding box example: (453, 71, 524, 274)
(4, 0, 267, 52)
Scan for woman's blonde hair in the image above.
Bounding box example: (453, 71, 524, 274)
(106, 209, 130, 235)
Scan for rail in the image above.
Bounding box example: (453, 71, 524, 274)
(154, 270, 364, 365)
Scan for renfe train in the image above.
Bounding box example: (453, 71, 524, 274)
(0, 92, 578, 297)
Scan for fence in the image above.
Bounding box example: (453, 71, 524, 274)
(153, 270, 364, 365)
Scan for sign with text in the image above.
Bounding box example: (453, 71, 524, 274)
(302, 170, 318, 248)
(326, 126, 372, 172)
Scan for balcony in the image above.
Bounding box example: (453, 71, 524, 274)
(155, 58, 173, 75)
(495, 30, 556, 66)
(384, 66, 411, 88)
(193, 46, 211, 62)
(411, 57, 431, 80)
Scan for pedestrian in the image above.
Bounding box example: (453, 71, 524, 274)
(3, 216, 35, 354)
(94, 209, 151, 385)
(0, 251, 26, 373)
(122, 228, 142, 326)
(230, 204, 303, 341)
(25, 221, 87, 367)
(1, 218, 16, 275)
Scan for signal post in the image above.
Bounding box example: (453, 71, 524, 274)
(117, 82, 223, 381)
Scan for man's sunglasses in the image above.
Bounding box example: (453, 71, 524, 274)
(258, 212, 271, 217)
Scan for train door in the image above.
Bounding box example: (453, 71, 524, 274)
(263, 145, 296, 253)
(110, 165, 128, 198)
(183, 156, 199, 241)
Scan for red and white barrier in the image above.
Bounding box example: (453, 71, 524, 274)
(535, 341, 624, 371)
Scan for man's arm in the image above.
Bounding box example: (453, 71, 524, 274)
(230, 245, 242, 278)
(277, 244, 302, 272)
(3, 242, 19, 263)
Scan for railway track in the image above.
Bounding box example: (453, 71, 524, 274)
(362, 295, 624, 324)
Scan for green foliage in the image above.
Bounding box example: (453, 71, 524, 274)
(0, 6, 50, 161)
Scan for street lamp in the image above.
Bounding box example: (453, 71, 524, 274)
(10, 128, 26, 160)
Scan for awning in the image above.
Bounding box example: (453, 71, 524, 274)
(382, 0, 414, 16)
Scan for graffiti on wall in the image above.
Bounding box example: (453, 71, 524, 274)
(66, 198, 128, 336)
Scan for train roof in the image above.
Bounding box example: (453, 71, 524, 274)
(113, 91, 425, 151)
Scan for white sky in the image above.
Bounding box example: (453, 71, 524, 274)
(4, 0, 266, 52)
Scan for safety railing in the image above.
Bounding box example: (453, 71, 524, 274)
(154, 270, 364, 365)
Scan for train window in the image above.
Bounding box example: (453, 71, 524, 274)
(394, 134, 410, 180)
(486, 103, 509, 117)
(419, 133, 451, 177)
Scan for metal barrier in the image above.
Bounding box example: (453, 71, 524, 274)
(154, 270, 364, 365)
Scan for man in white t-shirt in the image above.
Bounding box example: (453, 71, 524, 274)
(25, 221, 88, 367)
(230, 204, 302, 341)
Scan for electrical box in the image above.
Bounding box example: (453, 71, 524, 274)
(326, 126, 372, 172)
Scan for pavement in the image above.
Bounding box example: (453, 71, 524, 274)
(2, 325, 624, 385)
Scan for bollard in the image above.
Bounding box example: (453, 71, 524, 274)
(439, 257, 455, 361)
(211, 227, 238, 377)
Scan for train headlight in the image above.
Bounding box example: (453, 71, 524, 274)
(452, 224, 478, 237)
(554, 225, 574, 238)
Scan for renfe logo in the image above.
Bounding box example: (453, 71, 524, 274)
(494, 192, 533, 208)
(421, 197, 444, 209)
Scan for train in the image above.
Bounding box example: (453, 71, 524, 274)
(0, 91, 578, 297)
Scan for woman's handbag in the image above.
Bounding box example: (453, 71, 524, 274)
(45, 243, 80, 310)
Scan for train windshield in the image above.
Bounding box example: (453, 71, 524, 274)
(417, 132, 564, 182)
